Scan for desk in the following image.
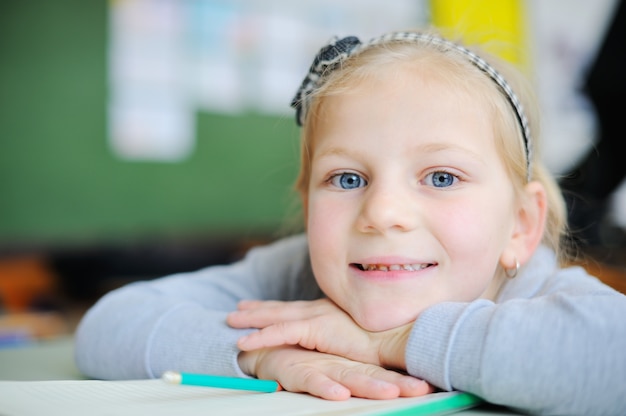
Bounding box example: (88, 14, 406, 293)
(0, 337, 516, 415)
(0, 337, 82, 381)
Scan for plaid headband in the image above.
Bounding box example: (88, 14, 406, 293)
(291, 32, 533, 181)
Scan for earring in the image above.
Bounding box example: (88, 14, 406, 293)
(505, 258, 520, 279)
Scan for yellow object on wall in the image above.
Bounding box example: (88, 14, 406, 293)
(429, 0, 528, 67)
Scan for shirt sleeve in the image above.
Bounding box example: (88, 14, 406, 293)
(74, 234, 320, 380)
(405, 266, 626, 415)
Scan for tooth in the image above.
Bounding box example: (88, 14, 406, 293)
(359, 263, 433, 271)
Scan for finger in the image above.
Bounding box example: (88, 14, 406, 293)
(283, 368, 351, 401)
(236, 299, 280, 310)
(333, 370, 401, 400)
(388, 374, 433, 397)
(237, 321, 315, 351)
(227, 305, 290, 329)
(228, 301, 320, 329)
(227, 309, 297, 329)
(238, 299, 332, 314)
(334, 364, 433, 399)
(355, 365, 433, 397)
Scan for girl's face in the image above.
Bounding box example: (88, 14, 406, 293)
(306, 64, 520, 331)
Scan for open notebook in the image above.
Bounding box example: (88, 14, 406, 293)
(0, 379, 482, 416)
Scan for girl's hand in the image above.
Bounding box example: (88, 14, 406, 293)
(227, 299, 411, 370)
(238, 346, 432, 401)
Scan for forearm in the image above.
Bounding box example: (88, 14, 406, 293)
(74, 283, 249, 380)
(406, 292, 626, 415)
(74, 234, 315, 380)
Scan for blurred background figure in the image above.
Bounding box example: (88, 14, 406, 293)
(559, 0, 626, 252)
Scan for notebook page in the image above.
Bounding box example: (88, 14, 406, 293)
(0, 379, 473, 416)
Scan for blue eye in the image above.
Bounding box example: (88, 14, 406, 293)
(330, 173, 367, 190)
(426, 171, 457, 188)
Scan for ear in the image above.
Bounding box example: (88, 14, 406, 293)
(500, 181, 548, 269)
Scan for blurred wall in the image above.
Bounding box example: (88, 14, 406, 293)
(0, 1, 301, 248)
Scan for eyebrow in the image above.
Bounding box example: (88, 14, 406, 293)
(413, 142, 484, 162)
(315, 141, 485, 162)
(314, 146, 352, 160)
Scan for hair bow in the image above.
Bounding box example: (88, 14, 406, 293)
(291, 36, 362, 127)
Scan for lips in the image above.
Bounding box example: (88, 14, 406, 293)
(353, 263, 435, 271)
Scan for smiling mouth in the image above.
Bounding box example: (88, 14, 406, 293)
(352, 263, 436, 272)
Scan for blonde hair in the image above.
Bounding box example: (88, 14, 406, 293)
(293, 34, 569, 262)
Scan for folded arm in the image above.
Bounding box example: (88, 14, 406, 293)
(74, 235, 317, 380)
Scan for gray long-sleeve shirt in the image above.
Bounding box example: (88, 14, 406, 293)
(74, 234, 626, 415)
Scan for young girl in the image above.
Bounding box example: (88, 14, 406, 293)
(75, 31, 626, 415)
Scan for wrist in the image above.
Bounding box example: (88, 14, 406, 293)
(237, 350, 260, 377)
(379, 323, 412, 370)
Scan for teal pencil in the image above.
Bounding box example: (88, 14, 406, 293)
(162, 371, 282, 393)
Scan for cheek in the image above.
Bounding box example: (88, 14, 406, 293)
(307, 194, 351, 239)
(431, 204, 486, 246)
(433, 193, 514, 250)
(306, 198, 340, 272)
(307, 199, 332, 244)
(432, 199, 513, 294)
(306, 197, 352, 305)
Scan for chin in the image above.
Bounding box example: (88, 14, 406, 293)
(353, 308, 418, 332)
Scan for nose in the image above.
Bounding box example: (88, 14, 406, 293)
(356, 182, 420, 234)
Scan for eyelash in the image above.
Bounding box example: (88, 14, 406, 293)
(327, 172, 367, 190)
(325, 169, 462, 190)
(422, 170, 461, 188)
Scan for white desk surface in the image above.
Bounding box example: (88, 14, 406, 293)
(0, 337, 517, 415)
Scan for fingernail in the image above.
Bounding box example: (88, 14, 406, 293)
(329, 384, 350, 399)
(405, 377, 428, 392)
(374, 380, 395, 389)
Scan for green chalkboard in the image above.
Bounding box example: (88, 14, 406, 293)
(0, 2, 302, 247)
